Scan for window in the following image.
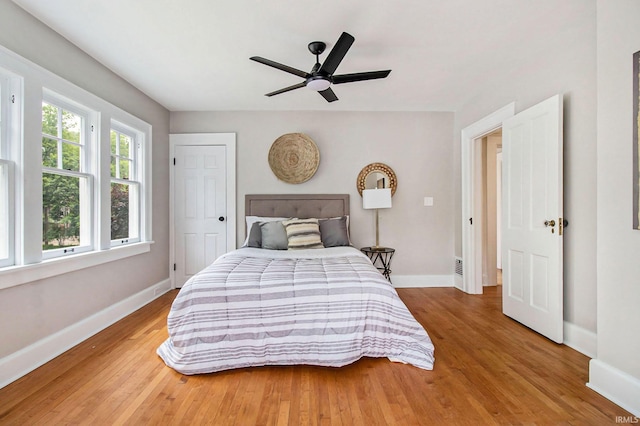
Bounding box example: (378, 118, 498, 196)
(0, 68, 17, 268)
(110, 124, 140, 245)
(41, 99, 93, 258)
(0, 46, 153, 289)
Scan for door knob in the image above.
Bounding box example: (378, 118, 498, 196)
(544, 219, 556, 227)
(219, 216, 225, 222)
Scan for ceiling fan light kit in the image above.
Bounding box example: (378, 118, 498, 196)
(306, 76, 331, 91)
(250, 32, 391, 102)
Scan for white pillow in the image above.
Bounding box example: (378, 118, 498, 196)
(243, 216, 290, 246)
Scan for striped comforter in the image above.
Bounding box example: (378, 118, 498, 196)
(157, 246, 435, 374)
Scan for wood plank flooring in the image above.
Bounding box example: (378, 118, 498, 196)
(0, 286, 630, 425)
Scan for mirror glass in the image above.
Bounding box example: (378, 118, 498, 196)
(365, 171, 389, 189)
(356, 163, 397, 196)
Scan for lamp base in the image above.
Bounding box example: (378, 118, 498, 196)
(369, 245, 388, 252)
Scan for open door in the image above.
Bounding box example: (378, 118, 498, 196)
(502, 94, 563, 343)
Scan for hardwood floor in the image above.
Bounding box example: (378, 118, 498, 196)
(0, 286, 629, 425)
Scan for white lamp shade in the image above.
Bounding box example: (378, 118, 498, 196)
(362, 188, 392, 209)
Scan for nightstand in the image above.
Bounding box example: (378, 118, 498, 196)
(360, 247, 395, 282)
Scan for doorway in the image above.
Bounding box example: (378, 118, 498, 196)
(461, 103, 515, 294)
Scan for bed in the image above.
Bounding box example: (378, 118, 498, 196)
(157, 194, 435, 374)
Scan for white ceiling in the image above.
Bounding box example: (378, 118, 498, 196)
(12, 0, 587, 112)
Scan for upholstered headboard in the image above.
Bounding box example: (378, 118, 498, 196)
(245, 194, 350, 219)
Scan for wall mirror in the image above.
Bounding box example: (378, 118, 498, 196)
(356, 162, 397, 196)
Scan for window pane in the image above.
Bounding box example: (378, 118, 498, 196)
(43, 172, 81, 250)
(111, 182, 129, 240)
(62, 142, 80, 171)
(110, 155, 117, 178)
(120, 158, 130, 180)
(61, 110, 81, 143)
(42, 137, 58, 168)
(41, 103, 58, 137)
(110, 130, 117, 155)
(111, 181, 139, 242)
(119, 134, 131, 158)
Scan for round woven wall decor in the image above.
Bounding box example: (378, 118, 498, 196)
(268, 133, 320, 184)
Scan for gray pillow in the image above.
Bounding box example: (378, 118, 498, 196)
(246, 222, 262, 247)
(319, 216, 351, 247)
(260, 221, 288, 250)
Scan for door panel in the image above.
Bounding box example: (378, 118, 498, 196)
(502, 94, 563, 343)
(507, 249, 524, 300)
(184, 233, 198, 275)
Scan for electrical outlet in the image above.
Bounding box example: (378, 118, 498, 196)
(423, 197, 434, 206)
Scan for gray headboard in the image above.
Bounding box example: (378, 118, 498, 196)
(245, 194, 350, 219)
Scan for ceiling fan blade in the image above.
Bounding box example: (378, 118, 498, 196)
(319, 88, 338, 102)
(265, 82, 307, 97)
(318, 32, 355, 75)
(332, 70, 391, 84)
(250, 56, 308, 78)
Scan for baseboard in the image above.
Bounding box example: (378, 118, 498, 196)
(0, 278, 172, 390)
(563, 321, 597, 358)
(392, 274, 454, 288)
(587, 359, 640, 417)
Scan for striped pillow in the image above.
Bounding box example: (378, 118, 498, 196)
(282, 218, 325, 250)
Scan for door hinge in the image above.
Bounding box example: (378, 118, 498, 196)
(173, 158, 176, 165)
(173, 263, 176, 271)
(10, 94, 15, 104)
(469, 217, 473, 225)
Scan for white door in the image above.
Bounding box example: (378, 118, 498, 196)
(174, 145, 227, 287)
(502, 94, 563, 343)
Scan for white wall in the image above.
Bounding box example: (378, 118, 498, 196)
(0, 0, 170, 368)
(589, 0, 640, 415)
(453, 3, 598, 337)
(171, 111, 455, 280)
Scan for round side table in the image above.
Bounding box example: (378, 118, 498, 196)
(360, 247, 395, 282)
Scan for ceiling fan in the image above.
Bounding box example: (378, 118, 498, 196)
(250, 32, 391, 103)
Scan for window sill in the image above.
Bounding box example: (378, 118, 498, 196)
(0, 241, 154, 290)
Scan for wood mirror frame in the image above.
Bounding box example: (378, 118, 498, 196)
(356, 162, 398, 196)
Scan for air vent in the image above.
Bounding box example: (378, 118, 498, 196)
(455, 257, 463, 276)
